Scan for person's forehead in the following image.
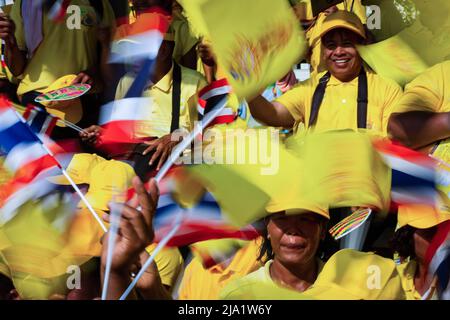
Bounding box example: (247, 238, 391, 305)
(322, 28, 359, 42)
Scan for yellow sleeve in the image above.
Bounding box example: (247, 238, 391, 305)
(392, 63, 445, 114)
(380, 79, 404, 135)
(146, 245, 184, 290)
(273, 84, 307, 123)
(9, 0, 26, 51)
(172, 18, 199, 63)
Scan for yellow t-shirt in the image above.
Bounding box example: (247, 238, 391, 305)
(396, 260, 438, 300)
(275, 70, 403, 136)
(146, 244, 183, 291)
(171, 17, 199, 65)
(392, 61, 450, 114)
(177, 238, 263, 300)
(10, 0, 115, 96)
(115, 64, 207, 138)
(219, 258, 324, 299)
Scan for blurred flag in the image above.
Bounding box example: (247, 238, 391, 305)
(374, 140, 437, 206)
(425, 220, 450, 300)
(179, 0, 307, 98)
(97, 97, 152, 155)
(187, 128, 303, 226)
(22, 104, 59, 136)
(109, 10, 170, 63)
(358, 0, 450, 86)
(47, 0, 71, 22)
(0, 98, 63, 222)
(190, 238, 251, 269)
(198, 78, 235, 128)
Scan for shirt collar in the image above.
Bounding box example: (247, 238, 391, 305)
(327, 73, 359, 86)
(150, 63, 174, 92)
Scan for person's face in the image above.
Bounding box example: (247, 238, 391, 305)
(413, 226, 438, 262)
(267, 212, 325, 267)
(322, 29, 363, 82)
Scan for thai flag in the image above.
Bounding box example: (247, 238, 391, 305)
(0, 98, 62, 224)
(197, 79, 236, 128)
(47, 0, 71, 22)
(22, 104, 59, 136)
(374, 140, 437, 206)
(97, 97, 151, 155)
(153, 192, 260, 247)
(109, 9, 170, 64)
(425, 220, 450, 300)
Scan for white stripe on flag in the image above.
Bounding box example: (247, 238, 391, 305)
(200, 86, 232, 100)
(109, 30, 163, 63)
(391, 189, 436, 205)
(383, 154, 435, 181)
(4, 142, 48, 173)
(217, 108, 235, 117)
(99, 97, 154, 125)
(0, 108, 20, 131)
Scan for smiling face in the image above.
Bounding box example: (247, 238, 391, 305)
(322, 28, 363, 82)
(267, 212, 325, 268)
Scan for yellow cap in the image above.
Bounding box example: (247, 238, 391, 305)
(397, 202, 450, 229)
(265, 165, 330, 220)
(83, 160, 135, 211)
(40, 74, 83, 126)
(47, 153, 106, 185)
(319, 10, 366, 40)
(304, 249, 405, 300)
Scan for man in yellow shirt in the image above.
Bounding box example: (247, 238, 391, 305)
(247, 10, 402, 138)
(0, 0, 115, 139)
(388, 61, 450, 151)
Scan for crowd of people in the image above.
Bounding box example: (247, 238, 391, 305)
(0, 0, 448, 300)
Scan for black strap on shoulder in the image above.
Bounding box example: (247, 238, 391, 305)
(170, 63, 182, 133)
(308, 72, 331, 128)
(357, 69, 368, 129)
(308, 68, 368, 129)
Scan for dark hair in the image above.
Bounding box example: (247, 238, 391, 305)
(389, 225, 416, 260)
(257, 215, 338, 263)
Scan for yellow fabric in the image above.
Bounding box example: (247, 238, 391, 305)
(115, 64, 207, 138)
(83, 160, 135, 211)
(178, 238, 263, 300)
(145, 244, 183, 290)
(10, 0, 115, 96)
(396, 260, 422, 300)
(305, 249, 406, 299)
(220, 258, 324, 300)
(275, 70, 403, 137)
(0, 252, 11, 278)
(299, 1, 366, 22)
(47, 153, 106, 185)
(289, 131, 391, 211)
(172, 16, 199, 64)
(180, 0, 307, 99)
(393, 61, 450, 114)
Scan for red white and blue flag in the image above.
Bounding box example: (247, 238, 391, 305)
(22, 104, 59, 136)
(197, 79, 236, 128)
(0, 97, 62, 224)
(47, 0, 71, 22)
(374, 140, 438, 206)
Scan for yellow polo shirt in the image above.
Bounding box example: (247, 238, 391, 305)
(115, 64, 207, 138)
(10, 0, 115, 96)
(146, 244, 184, 291)
(220, 258, 324, 299)
(396, 260, 438, 300)
(392, 61, 450, 114)
(275, 70, 403, 136)
(172, 17, 199, 65)
(177, 238, 263, 300)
